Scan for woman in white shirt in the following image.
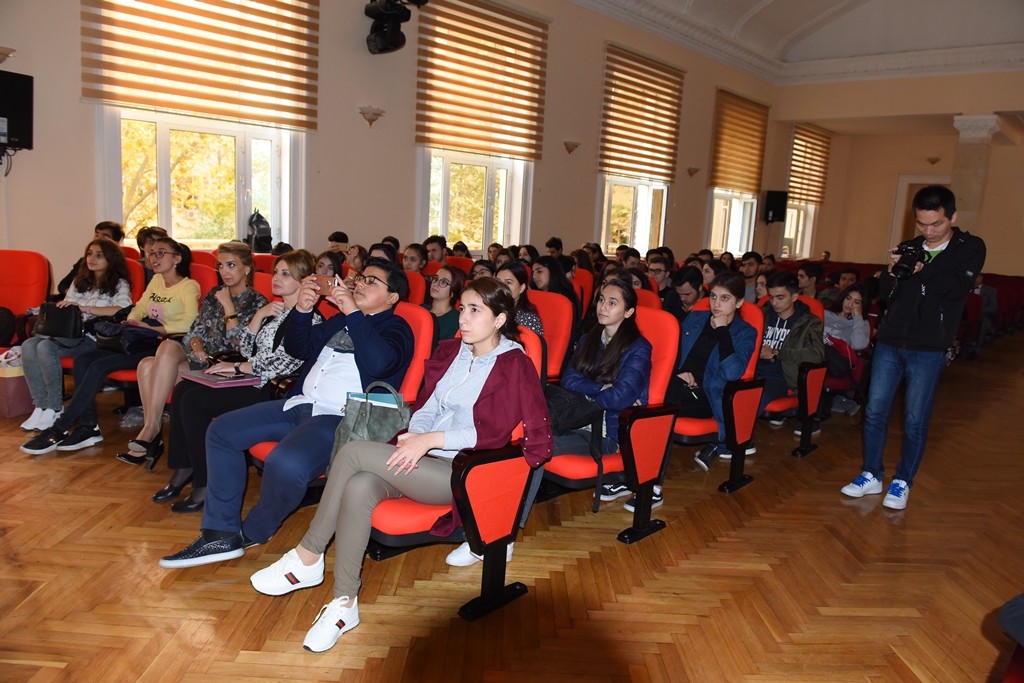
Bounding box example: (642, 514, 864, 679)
(20, 238, 133, 432)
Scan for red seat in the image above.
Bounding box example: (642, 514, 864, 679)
(120, 245, 141, 260)
(574, 268, 594, 318)
(0, 250, 50, 343)
(125, 259, 145, 303)
(253, 253, 276, 273)
(763, 362, 828, 458)
(531, 290, 573, 383)
(404, 269, 426, 305)
(1005, 644, 1024, 683)
(445, 256, 474, 275)
(191, 250, 218, 270)
(371, 497, 453, 538)
(190, 264, 219, 299)
(317, 299, 340, 319)
(253, 272, 275, 301)
(635, 288, 662, 310)
(422, 261, 443, 277)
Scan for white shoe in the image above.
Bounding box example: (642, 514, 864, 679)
(20, 407, 45, 431)
(768, 418, 786, 426)
(840, 472, 883, 498)
(34, 409, 61, 432)
(250, 548, 324, 596)
(444, 541, 514, 567)
(882, 479, 910, 510)
(303, 597, 359, 652)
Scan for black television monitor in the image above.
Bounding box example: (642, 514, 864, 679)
(0, 70, 34, 150)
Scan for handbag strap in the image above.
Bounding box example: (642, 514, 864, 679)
(363, 381, 411, 417)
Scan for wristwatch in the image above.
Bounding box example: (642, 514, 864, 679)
(224, 313, 239, 323)
(233, 362, 242, 376)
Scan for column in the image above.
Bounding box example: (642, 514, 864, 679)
(951, 115, 1001, 232)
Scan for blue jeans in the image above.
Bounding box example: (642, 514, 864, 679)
(21, 336, 96, 410)
(202, 399, 342, 543)
(861, 342, 946, 486)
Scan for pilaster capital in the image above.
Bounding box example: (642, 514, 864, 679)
(953, 115, 1001, 142)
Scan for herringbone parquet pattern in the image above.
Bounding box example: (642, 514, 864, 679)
(1, 339, 1022, 682)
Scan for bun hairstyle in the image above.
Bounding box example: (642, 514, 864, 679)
(274, 249, 317, 283)
(465, 277, 520, 344)
(216, 241, 256, 286)
(572, 277, 641, 384)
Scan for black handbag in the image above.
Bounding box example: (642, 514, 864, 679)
(544, 383, 604, 436)
(34, 302, 84, 339)
(93, 321, 162, 355)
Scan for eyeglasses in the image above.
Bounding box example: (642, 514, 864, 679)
(649, 268, 666, 275)
(150, 249, 174, 259)
(471, 269, 491, 278)
(432, 275, 452, 288)
(353, 273, 388, 289)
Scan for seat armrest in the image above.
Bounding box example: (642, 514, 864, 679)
(452, 445, 532, 557)
(617, 403, 678, 491)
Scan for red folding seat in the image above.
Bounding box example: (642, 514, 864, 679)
(120, 245, 141, 260)
(445, 256, 474, 275)
(0, 249, 50, 345)
(531, 290, 574, 383)
(125, 259, 146, 304)
(574, 268, 594, 318)
(189, 264, 220, 299)
(190, 250, 218, 271)
(422, 261, 443, 278)
(253, 272, 276, 302)
(635, 288, 662, 310)
(253, 253, 275, 273)
(404, 269, 426, 305)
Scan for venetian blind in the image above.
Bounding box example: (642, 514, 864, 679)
(80, 0, 320, 131)
(788, 124, 831, 205)
(598, 46, 684, 183)
(708, 90, 769, 195)
(416, 0, 548, 160)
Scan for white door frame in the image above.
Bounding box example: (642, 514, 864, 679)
(889, 173, 951, 254)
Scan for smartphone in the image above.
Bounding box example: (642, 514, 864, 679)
(313, 275, 339, 291)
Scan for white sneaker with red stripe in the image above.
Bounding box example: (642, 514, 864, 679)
(304, 596, 359, 652)
(249, 548, 324, 596)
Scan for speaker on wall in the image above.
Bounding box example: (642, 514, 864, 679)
(763, 190, 787, 224)
(0, 70, 33, 150)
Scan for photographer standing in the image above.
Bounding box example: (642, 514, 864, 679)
(841, 186, 985, 509)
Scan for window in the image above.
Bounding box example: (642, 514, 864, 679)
(782, 203, 816, 259)
(709, 188, 757, 254)
(600, 176, 668, 253)
(120, 111, 286, 249)
(782, 124, 832, 259)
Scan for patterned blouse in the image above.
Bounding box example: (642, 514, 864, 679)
(181, 286, 267, 363)
(516, 308, 544, 337)
(236, 307, 323, 388)
(65, 279, 134, 320)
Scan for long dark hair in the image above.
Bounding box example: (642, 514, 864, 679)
(464, 277, 520, 344)
(532, 255, 579, 306)
(316, 250, 343, 276)
(435, 265, 466, 308)
(571, 278, 641, 384)
(518, 244, 540, 264)
(627, 267, 653, 291)
(496, 261, 538, 318)
(829, 283, 869, 319)
(153, 237, 192, 279)
(73, 238, 132, 297)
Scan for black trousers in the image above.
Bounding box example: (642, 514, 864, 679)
(664, 374, 714, 419)
(167, 379, 276, 487)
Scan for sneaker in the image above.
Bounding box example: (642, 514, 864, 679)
(768, 418, 786, 426)
(444, 541, 514, 567)
(303, 597, 360, 652)
(20, 407, 44, 431)
(840, 472, 883, 498)
(623, 488, 663, 513)
(159, 532, 244, 568)
(35, 409, 62, 431)
(21, 427, 69, 455)
(56, 425, 103, 451)
(846, 400, 862, 417)
(250, 548, 324, 596)
(830, 396, 847, 415)
(713, 443, 756, 460)
(694, 445, 717, 472)
(599, 482, 632, 501)
(793, 421, 821, 437)
(882, 479, 910, 510)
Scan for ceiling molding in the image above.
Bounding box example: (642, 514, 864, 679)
(572, 0, 1024, 86)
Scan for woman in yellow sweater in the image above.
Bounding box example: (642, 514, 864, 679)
(21, 237, 201, 455)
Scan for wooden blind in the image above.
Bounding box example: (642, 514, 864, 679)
(598, 46, 684, 183)
(416, 0, 548, 160)
(788, 124, 831, 205)
(80, 0, 319, 131)
(708, 90, 769, 195)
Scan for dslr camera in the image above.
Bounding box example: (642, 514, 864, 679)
(892, 240, 926, 280)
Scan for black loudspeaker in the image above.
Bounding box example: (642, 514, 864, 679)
(0, 70, 34, 150)
(763, 190, 787, 224)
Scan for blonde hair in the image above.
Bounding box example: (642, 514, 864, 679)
(216, 242, 256, 286)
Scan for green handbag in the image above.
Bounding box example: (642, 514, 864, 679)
(326, 382, 411, 474)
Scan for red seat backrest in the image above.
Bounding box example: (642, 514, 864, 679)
(636, 288, 662, 310)
(253, 272, 276, 301)
(517, 325, 545, 383)
(120, 245, 141, 260)
(446, 256, 474, 275)
(393, 302, 437, 405)
(799, 294, 825, 321)
(190, 263, 220, 299)
(191, 250, 218, 271)
(0, 250, 49, 316)
(253, 253, 275, 274)
(648, 275, 658, 292)
(691, 298, 763, 380)
(422, 261, 443, 277)
(404, 269, 426, 305)
(531, 290, 573, 382)
(633, 307, 680, 404)
(317, 299, 340, 319)
(125, 259, 146, 303)
(575, 268, 594, 317)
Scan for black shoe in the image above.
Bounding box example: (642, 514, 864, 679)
(56, 425, 103, 451)
(158, 532, 244, 568)
(119, 435, 164, 470)
(170, 493, 204, 513)
(694, 445, 717, 472)
(623, 489, 663, 513)
(21, 427, 69, 455)
(153, 474, 193, 503)
(241, 530, 262, 550)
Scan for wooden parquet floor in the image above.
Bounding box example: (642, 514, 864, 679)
(2, 339, 1023, 682)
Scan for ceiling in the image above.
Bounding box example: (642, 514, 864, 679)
(572, 0, 1024, 84)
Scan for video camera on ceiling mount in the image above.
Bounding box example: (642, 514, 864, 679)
(365, 0, 428, 55)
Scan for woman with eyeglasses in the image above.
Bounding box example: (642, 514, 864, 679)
(21, 237, 201, 456)
(116, 242, 268, 469)
(423, 265, 466, 340)
(495, 261, 543, 337)
(470, 259, 495, 280)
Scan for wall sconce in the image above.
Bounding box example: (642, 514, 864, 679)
(564, 141, 580, 155)
(687, 167, 700, 177)
(358, 106, 385, 128)
(0, 47, 15, 64)
(926, 156, 941, 166)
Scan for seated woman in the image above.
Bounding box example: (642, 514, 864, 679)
(823, 283, 871, 414)
(518, 244, 540, 265)
(154, 250, 320, 512)
(423, 264, 466, 340)
(116, 242, 266, 468)
(702, 259, 727, 286)
(493, 248, 513, 269)
(346, 244, 367, 273)
(248, 278, 552, 652)
(315, 250, 343, 278)
(495, 262, 543, 337)
(626, 267, 654, 291)
(531, 255, 581, 329)
(660, 272, 757, 474)
(470, 259, 495, 279)
(21, 237, 200, 455)
(755, 272, 768, 301)
(21, 238, 134, 432)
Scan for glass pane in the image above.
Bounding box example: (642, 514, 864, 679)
(710, 195, 730, 252)
(493, 167, 508, 246)
(169, 129, 236, 250)
(121, 119, 158, 240)
(428, 155, 443, 236)
(448, 162, 487, 251)
(608, 184, 636, 251)
(649, 188, 665, 251)
(251, 138, 272, 218)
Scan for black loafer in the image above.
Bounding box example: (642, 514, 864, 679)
(170, 494, 204, 513)
(153, 475, 193, 503)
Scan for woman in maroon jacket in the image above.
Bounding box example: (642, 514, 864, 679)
(247, 277, 551, 653)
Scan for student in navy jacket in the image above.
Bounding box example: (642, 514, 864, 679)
(160, 258, 415, 569)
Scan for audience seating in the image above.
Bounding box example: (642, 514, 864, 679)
(530, 290, 574, 383)
(635, 288, 662, 310)
(405, 269, 426, 305)
(317, 299, 340, 319)
(716, 379, 766, 493)
(253, 253, 276, 273)
(191, 250, 218, 271)
(190, 264, 220, 299)
(126, 259, 145, 303)
(446, 256, 474, 275)
(120, 245, 141, 260)
(0, 250, 50, 344)
(574, 268, 594, 318)
(422, 261, 443, 278)
(762, 361, 829, 458)
(253, 272, 275, 302)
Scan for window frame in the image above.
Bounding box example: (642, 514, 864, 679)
(596, 173, 668, 253)
(706, 187, 757, 255)
(782, 202, 817, 260)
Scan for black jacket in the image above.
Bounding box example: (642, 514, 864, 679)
(876, 227, 986, 352)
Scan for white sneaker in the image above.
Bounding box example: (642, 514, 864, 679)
(882, 479, 910, 510)
(768, 418, 786, 427)
(20, 407, 45, 431)
(444, 541, 514, 567)
(840, 472, 883, 498)
(250, 548, 324, 596)
(303, 596, 359, 652)
(34, 409, 61, 432)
